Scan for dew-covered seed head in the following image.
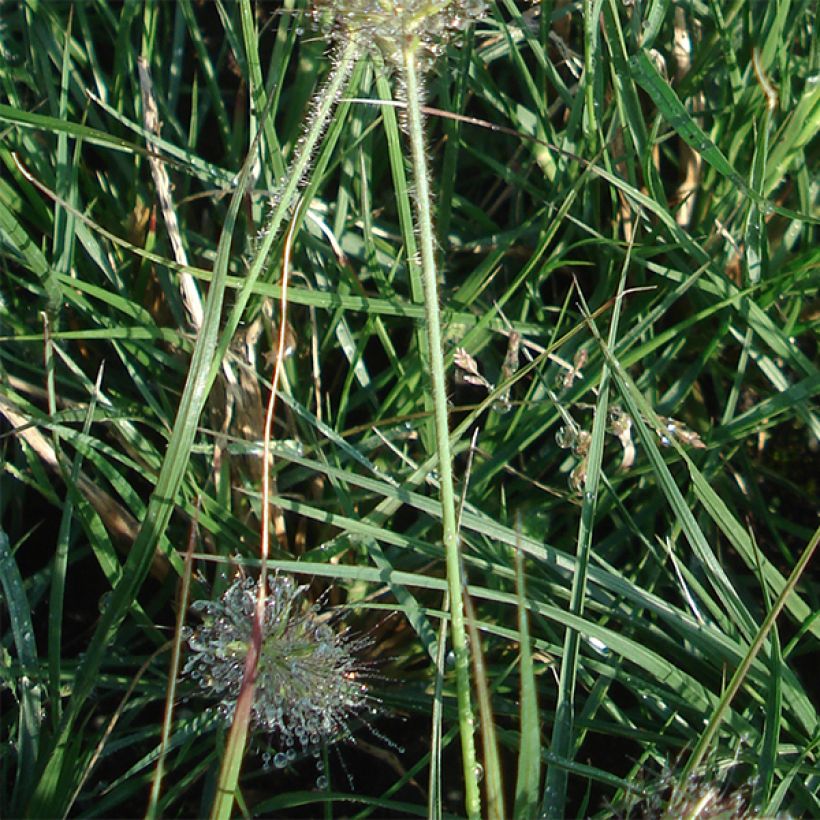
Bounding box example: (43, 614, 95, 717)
(184, 575, 374, 756)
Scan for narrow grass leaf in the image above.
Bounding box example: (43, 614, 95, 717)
(629, 49, 817, 224)
(0, 530, 43, 816)
(513, 537, 540, 820)
(543, 259, 627, 818)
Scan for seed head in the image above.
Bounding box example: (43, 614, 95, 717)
(611, 763, 761, 820)
(313, 0, 487, 67)
(184, 575, 372, 761)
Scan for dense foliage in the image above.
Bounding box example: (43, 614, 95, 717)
(0, 0, 817, 817)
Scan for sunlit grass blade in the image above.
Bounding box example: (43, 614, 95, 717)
(513, 531, 540, 820)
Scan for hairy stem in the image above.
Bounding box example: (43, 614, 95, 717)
(208, 37, 361, 389)
(401, 46, 480, 820)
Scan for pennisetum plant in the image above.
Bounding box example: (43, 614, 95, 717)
(316, 1, 489, 816)
(4, 3, 818, 818)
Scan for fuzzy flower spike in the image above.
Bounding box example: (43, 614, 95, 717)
(184, 575, 372, 766)
(314, 0, 486, 67)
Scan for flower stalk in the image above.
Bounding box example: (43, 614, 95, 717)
(200, 4, 486, 814)
(400, 44, 480, 820)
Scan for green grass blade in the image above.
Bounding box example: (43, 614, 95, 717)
(0, 530, 43, 816)
(629, 49, 817, 224)
(543, 254, 628, 818)
(513, 534, 540, 820)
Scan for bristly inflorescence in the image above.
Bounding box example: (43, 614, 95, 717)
(312, 0, 487, 68)
(612, 765, 759, 820)
(184, 575, 373, 766)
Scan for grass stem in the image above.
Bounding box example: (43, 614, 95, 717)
(401, 46, 480, 820)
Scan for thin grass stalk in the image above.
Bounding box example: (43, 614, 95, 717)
(209, 196, 302, 820)
(400, 46, 480, 820)
(209, 37, 361, 389)
(428, 592, 449, 820)
(753, 526, 782, 808)
(678, 524, 820, 788)
(44, 314, 61, 725)
(464, 590, 505, 819)
(543, 261, 630, 817)
(513, 517, 541, 819)
(146, 509, 200, 820)
(48, 363, 102, 728)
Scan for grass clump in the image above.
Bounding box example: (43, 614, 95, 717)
(0, 1, 818, 818)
